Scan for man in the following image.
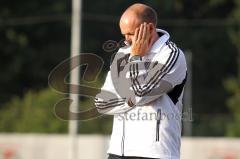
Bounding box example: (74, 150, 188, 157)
(95, 3, 187, 159)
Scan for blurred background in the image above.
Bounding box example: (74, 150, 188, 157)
(0, 0, 240, 159)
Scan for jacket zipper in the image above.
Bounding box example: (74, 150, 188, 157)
(121, 114, 125, 156)
(156, 109, 161, 142)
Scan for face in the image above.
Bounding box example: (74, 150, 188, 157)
(119, 17, 141, 45)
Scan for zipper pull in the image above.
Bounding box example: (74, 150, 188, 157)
(156, 109, 161, 141)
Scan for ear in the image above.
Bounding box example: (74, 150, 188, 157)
(148, 23, 155, 33)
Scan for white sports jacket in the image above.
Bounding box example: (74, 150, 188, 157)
(95, 29, 187, 159)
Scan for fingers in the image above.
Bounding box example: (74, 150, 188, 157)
(136, 23, 151, 42)
(131, 23, 153, 56)
(137, 24, 144, 41)
(133, 27, 139, 43)
(142, 23, 147, 40)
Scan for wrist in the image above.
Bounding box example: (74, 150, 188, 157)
(131, 52, 144, 57)
(129, 55, 142, 62)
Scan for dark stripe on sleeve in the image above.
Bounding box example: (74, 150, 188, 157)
(130, 42, 180, 97)
(167, 72, 187, 104)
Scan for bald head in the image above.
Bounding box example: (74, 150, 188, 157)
(120, 3, 157, 27)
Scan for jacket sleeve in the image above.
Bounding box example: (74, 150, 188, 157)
(126, 42, 188, 106)
(95, 70, 134, 115)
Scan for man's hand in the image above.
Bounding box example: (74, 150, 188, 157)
(131, 22, 153, 57)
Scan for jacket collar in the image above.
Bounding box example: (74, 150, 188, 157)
(150, 28, 170, 54)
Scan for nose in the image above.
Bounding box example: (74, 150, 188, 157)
(125, 34, 130, 41)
